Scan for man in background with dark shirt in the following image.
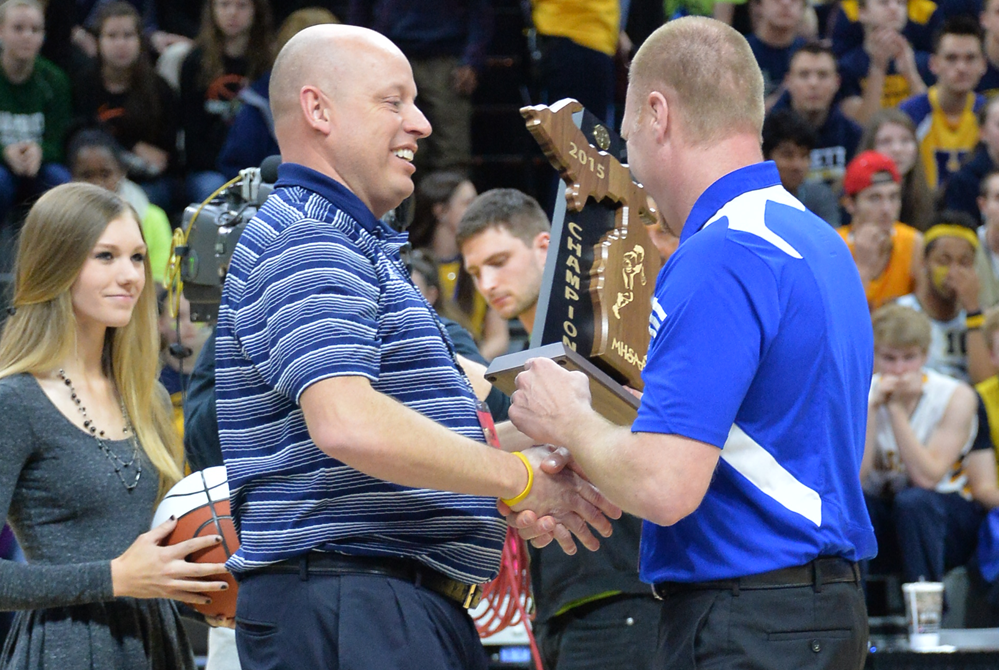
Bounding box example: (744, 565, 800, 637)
(774, 42, 863, 188)
(349, 0, 492, 173)
(747, 0, 806, 107)
(458, 189, 658, 670)
(762, 109, 841, 226)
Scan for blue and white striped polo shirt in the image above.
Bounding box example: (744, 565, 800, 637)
(634, 162, 877, 583)
(216, 164, 506, 583)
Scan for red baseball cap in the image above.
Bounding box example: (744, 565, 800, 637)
(843, 151, 901, 196)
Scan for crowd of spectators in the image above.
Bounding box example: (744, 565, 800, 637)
(10, 0, 999, 638)
(680, 0, 999, 623)
(719, 0, 999, 618)
(0, 0, 353, 277)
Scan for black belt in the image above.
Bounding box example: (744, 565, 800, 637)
(653, 557, 861, 599)
(256, 552, 482, 609)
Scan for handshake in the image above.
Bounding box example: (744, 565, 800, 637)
(498, 444, 620, 555)
(498, 357, 624, 555)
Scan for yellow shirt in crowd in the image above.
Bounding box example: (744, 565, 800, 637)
(531, 0, 620, 57)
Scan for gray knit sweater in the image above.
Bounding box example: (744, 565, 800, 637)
(0, 373, 193, 670)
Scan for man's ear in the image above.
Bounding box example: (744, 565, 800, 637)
(301, 85, 333, 134)
(842, 194, 856, 216)
(535, 231, 551, 254)
(648, 91, 669, 143)
(432, 201, 446, 223)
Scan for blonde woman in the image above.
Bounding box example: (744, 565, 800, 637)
(0, 183, 228, 669)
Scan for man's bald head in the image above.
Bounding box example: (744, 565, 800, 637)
(269, 24, 407, 126)
(266, 23, 430, 218)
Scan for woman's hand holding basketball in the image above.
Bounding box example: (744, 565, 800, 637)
(111, 517, 231, 606)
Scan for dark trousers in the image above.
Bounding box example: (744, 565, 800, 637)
(0, 162, 70, 223)
(534, 594, 660, 670)
(410, 56, 472, 173)
(537, 36, 614, 124)
(234, 570, 489, 670)
(535, 35, 616, 215)
(656, 581, 868, 669)
(865, 488, 984, 583)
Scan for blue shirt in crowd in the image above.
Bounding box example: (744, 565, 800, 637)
(216, 72, 277, 180)
(944, 144, 995, 227)
(747, 35, 805, 98)
(829, 0, 941, 57)
(215, 163, 506, 583)
(838, 47, 934, 109)
(349, 0, 494, 70)
(772, 93, 863, 185)
(634, 162, 877, 584)
(978, 61, 999, 98)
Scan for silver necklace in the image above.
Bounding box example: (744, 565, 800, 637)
(57, 369, 142, 492)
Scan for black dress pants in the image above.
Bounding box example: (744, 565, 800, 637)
(534, 594, 660, 670)
(234, 569, 488, 670)
(656, 580, 868, 669)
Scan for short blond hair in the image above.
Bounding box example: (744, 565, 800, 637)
(0, 0, 42, 24)
(983, 307, 999, 354)
(629, 17, 764, 146)
(872, 303, 932, 353)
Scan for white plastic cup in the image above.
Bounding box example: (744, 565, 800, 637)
(902, 581, 944, 650)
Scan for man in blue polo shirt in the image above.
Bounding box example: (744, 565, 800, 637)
(508, 16, 876, 669)
(216, 24, 620, 670)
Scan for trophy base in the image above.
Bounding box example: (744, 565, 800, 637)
(485, 342, 640, 427)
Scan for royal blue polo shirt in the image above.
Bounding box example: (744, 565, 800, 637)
(635, 162, 877, 584)
(216, 163, 506, 583)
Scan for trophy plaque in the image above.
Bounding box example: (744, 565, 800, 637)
(485, 99, 661, 426)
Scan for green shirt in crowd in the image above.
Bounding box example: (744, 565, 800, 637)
(0, 57, 71, 164)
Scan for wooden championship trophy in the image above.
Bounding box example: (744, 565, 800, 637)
(485, 99, 661, 426)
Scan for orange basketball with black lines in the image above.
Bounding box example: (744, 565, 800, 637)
(152, 467, 239, 618)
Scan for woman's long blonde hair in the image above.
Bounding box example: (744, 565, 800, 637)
(0, 183, 183, 497)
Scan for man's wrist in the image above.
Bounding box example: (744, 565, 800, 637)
(501, 451, 533, 505)
(967, 309, 984, 330)
(558, 404, 600, 455)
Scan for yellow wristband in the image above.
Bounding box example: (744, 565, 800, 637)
(967, 314, 985, 330)
(500, 451, 534, 507)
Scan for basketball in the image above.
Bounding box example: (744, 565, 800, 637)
(151, 466, 239, 618)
